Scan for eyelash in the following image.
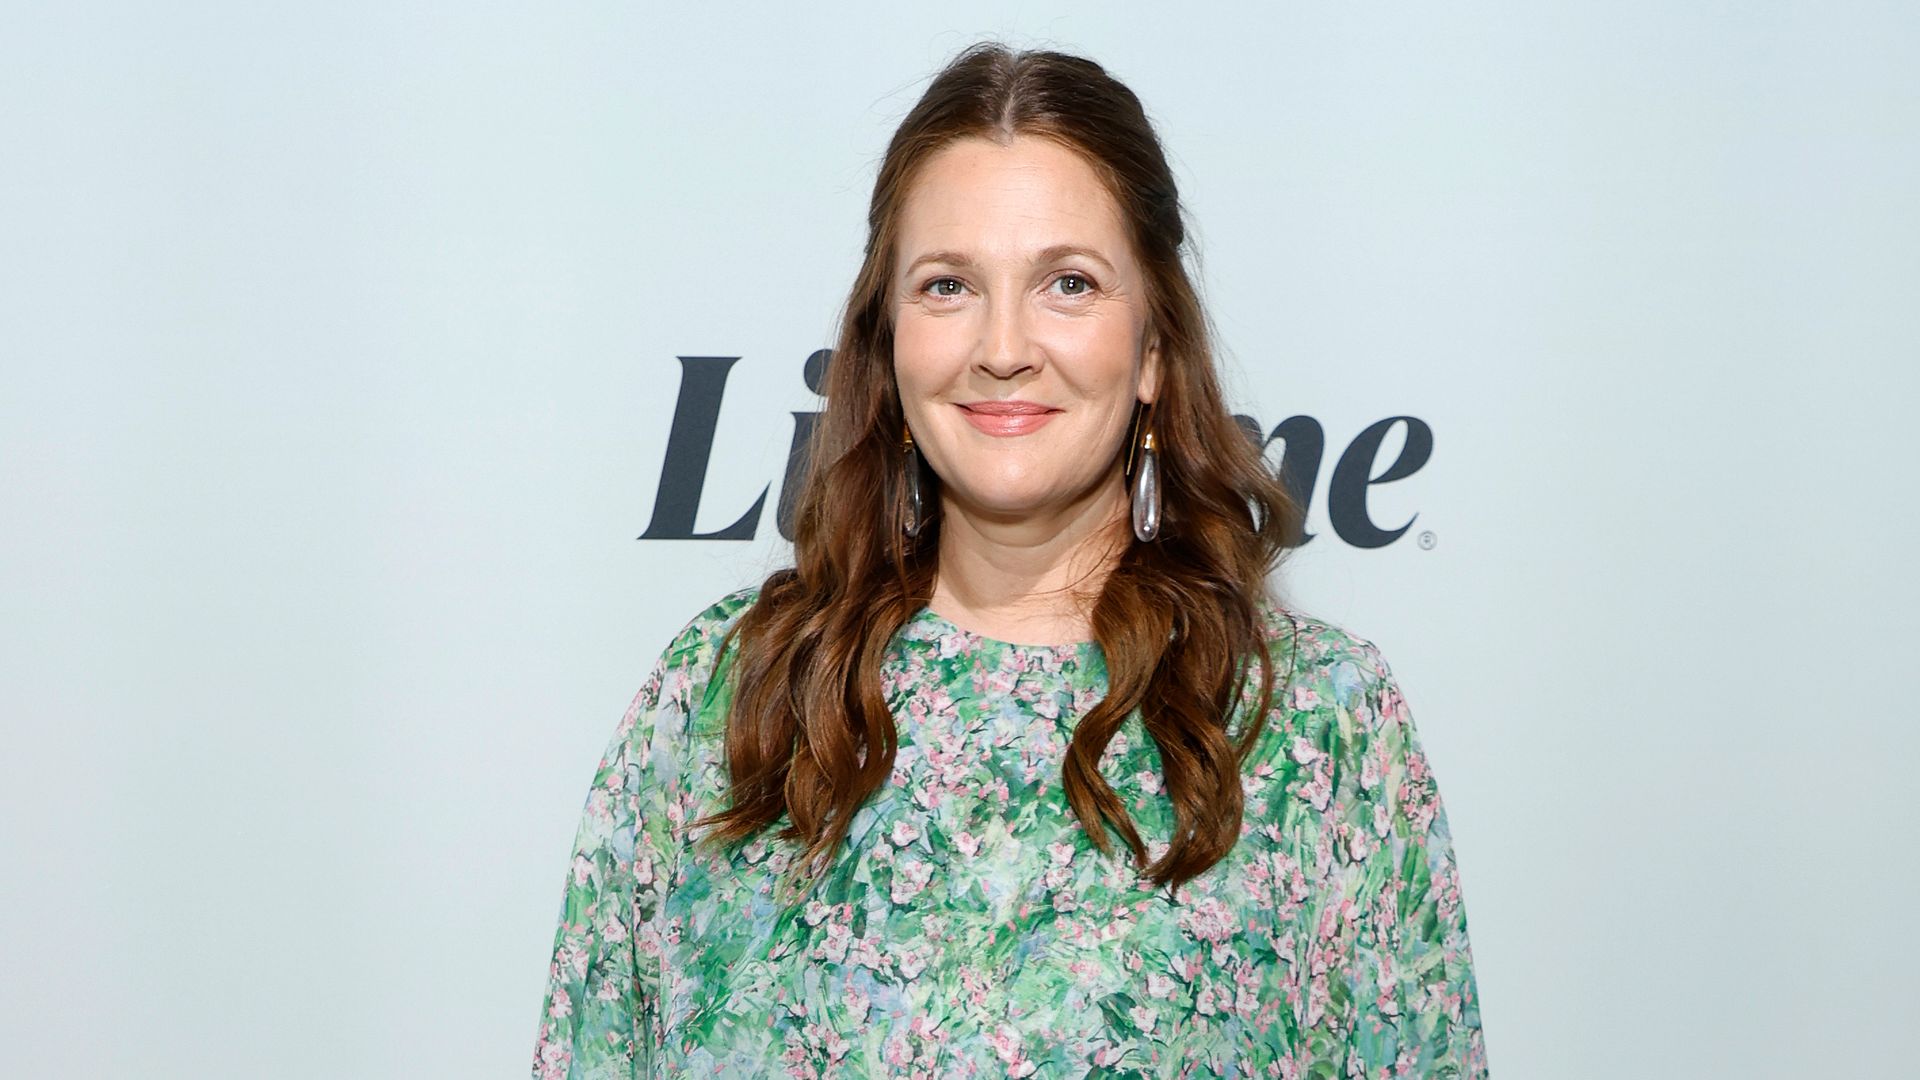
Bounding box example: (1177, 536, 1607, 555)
(921, 272, 1098, 301)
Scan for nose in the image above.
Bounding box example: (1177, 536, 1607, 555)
(973, 292, 1041, 380)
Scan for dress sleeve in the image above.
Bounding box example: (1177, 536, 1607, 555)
(1341, 644, 1491, 1078)
(530, 616, 712, 1080)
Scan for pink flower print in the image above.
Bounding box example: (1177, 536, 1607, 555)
(1312, 830, 1336, 880)
(989, 1024, 1026, 1064)
(1171, 952, 1203, 982)
(1093, 1043, 1126, 1067)
(1048, 841, 1076, 866)
(1295, 760, 1332, 812)
(585, 790, 613, 829)
(851, 932, 889, 973)
(1351, 698, 1374, 729)
(570, 855, 593, 887)
(1378, 681, 1405, 720)
(1291, 684, 1321, 710)
(1135, 768, 1162, 795)
(1373, 800, 1392, 838)
(884, 1033, 913, 1067)
(1127, 1004, 1159, 1034)
(1345, 824, 1371, 862)
(547, 986, 572, 1019)
(953, 830, 980, 858)
(600, 912, 627, 944)
(897, 943, 931, 980)
(594, 978, 620, 1002)
(1146, 971, 1175, 999)
(813, 921, 852, 964)
(1052, 890, 1078, 913)
(843, 983, 871, 1024)
(910, 780, 945, 813)
(1374, 949, 1399, 1017)
(935, 628, 970, 659)
(1045, 865, 1074, 890)
(1197, 981, 1221, 1015)
(1315, 900, 1342, 943)
(535, 1031, 572, 1079)
(825, 1029, 852, 1061)
(803, 899, 833, 926)
(659, 667, 691, 701)
(1288, 735, 1323, 766)
(889, 819, 921, 847)
(559, 939, 589, 980)
(1359, 752, 1380, 791)
(1177, 896, 1240, 944)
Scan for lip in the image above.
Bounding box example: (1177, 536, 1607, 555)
(956, 400, 1060, 437)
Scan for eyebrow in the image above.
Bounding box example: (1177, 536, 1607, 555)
(902, 243, 1117, 278)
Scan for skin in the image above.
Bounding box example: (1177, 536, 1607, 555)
(891, 134, 1161, 646)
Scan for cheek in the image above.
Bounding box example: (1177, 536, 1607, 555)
(1047, 321, 1146, 405)
(894, 306, 967, 348)
(892, 316, 958, 390)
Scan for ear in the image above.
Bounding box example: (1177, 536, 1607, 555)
(1139, 330, 1162, 405)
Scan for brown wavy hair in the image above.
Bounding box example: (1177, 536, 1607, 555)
(689, 40, 1305, 894)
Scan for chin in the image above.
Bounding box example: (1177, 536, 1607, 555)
(946, 481, 1071, 520)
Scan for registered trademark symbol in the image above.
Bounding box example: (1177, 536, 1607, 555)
(1418, 530, 1436, 550)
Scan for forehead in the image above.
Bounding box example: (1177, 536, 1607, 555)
(894, 135, 1130, 268)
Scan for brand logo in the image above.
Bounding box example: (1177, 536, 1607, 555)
(638, 354, 1431, 548)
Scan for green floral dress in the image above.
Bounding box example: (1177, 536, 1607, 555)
(533, 587, 1488, 1078)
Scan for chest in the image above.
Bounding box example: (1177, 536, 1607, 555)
(653, 687, 1330, 1077)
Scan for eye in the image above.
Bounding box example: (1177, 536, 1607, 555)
(923, 276, 967, 299)
(1052, 272, 1096, 297)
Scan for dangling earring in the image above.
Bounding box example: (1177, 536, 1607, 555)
(1127, 401, 1161, 542)
(901, 423, 926, 538)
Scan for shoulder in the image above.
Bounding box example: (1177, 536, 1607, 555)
(1255, 600, 1397, 699)
(1247, 599, 1409, 747)
(654, 584, 763, 679)
(615, 584, 762, 748)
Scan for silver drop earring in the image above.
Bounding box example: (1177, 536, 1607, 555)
(1128, 402, 1161, 542)
(901, 424, 926, 538)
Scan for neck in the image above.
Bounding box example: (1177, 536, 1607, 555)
(928, 469, 1130, 645)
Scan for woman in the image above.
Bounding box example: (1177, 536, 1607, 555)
(534, 41, 1488, 1079)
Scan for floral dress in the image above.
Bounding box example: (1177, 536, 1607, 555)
(532, 587, 1489, 1078)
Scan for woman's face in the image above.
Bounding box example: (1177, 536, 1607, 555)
(891, 134, 1161, 526)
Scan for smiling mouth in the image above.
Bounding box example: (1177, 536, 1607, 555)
(958, 402, 1059, 415)
(955, 402, 1060, 437)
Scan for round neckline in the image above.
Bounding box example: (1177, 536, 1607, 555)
(911, 604, 1101, 656)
